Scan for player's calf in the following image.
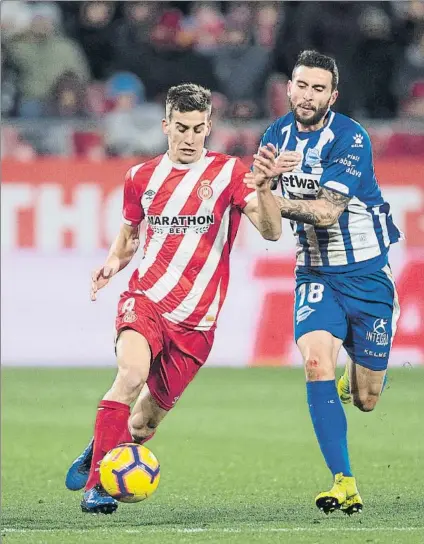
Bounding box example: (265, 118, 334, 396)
(299, 332, 354, 497)
(129, 387, 168, 443)
(78, 331, 152, 500)
(350, 364, 386, 413)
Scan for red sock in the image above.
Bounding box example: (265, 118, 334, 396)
(118, 424, 133, 444)
(85, 400, 130, 490)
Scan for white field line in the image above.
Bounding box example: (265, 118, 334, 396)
(2, 526, 423, 535)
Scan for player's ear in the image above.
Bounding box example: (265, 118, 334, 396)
(162, 118, 169, 135)
(206, 119, 212, 137)
(330, 90, 338, 107)
(287, 80, 292, 99)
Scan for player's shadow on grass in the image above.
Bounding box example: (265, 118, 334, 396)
(138, 504, 304, 526)
(4, 498, 422, 530)
(3, 503, 306, 530)
(117, 499, 423, 530)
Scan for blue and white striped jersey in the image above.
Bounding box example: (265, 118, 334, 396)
(260, 110, 403, 274)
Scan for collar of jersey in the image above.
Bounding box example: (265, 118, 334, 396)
(164, 148, 208, 170)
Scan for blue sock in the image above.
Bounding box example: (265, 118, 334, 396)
(307, 380, 352, 477)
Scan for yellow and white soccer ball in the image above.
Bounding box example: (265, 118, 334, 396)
(99, 443, 160, 503)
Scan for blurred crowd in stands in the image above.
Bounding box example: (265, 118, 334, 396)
(2, 0, 424, 159)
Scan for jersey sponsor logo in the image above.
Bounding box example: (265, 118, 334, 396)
(337, 157, 355, 167)
(335, 156, 362, 178)
(366, 318, 389, 346)
(282, 173, 320, 195)
(147, 214, 215, 234)
(296, 305, 315, 324)
(197, 179, 213, 201)
(374, 318, 388, 333)
(304, 147, 322, 168)
(348, 154, 360, 162)
(346, 166, 362, 178)
(352, 133, 364, 148)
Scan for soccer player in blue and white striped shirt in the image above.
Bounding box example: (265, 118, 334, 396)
(250, 50, 403, 515)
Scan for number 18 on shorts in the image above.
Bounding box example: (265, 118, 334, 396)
(293, 270, 399, 371)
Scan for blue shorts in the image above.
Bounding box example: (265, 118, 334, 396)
(294, 265, 400, 371)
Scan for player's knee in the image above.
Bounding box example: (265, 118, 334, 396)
(305, 355, 333, 381)
(353, 394, 378, 412)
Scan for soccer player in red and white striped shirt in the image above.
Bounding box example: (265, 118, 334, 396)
(66, 83, 282, 513)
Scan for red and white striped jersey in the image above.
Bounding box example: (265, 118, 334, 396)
(122, 149, 256, 330)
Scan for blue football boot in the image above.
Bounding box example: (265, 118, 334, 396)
(80, 484, 118, 514)
(65, 438, 94, 491)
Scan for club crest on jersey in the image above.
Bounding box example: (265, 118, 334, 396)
(296, 305, 315, 324)
(197, 180, 213, 201)
(123, 311, 137, 323)
(305, 147, 321, 168)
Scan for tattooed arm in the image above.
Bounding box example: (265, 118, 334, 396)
(275, 187, 351, 227)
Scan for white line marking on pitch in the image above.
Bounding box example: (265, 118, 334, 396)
(2, 527, 423, 535)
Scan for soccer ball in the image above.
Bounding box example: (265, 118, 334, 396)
(99, 443, 160, 503)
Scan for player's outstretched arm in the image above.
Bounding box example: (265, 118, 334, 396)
(243, 143, 282, 241)
(90, 223, 140, 301)
(275, 187, 351, 227)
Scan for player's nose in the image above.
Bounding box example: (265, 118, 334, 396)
(303, 88, 314, 100)
(184, 129, 195, 145)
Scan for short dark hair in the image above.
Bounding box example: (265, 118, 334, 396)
(293, 50, 339, 91)
(165, 83, 212, 120)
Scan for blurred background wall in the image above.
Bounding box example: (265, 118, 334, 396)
(1, 1, 424, 366)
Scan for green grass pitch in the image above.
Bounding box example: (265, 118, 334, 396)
(2, 367, 423, 543)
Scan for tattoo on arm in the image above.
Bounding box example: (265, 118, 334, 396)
(318, 187, 351, 208)
(276, 187, 351, 227)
